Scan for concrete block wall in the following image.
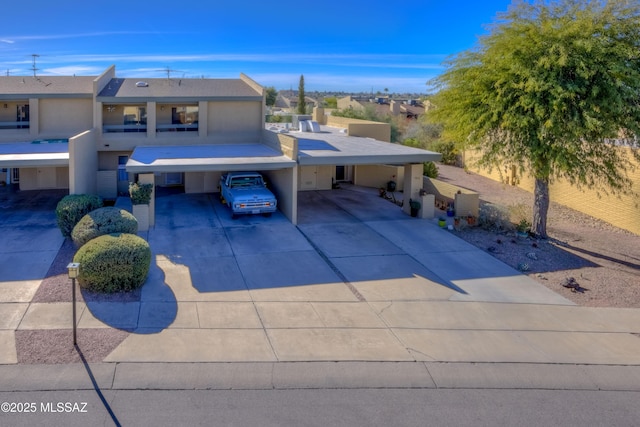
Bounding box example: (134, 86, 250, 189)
(466, 148, 640, 235)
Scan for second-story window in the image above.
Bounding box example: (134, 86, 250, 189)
(157, 105, 198, 132)
(103, 104, 147, 133)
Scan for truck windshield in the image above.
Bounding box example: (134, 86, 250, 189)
(230, 177, 263, 188)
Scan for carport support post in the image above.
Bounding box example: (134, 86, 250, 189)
(402, 163, 423, 216)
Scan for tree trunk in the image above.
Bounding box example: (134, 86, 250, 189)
(531, 177, 549, 238)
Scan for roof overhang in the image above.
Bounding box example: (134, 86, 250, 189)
(296, 134, 441, 166)
(0, 142, 69, 168)
(126, 144, 296, 173)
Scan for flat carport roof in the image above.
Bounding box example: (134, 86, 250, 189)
(126, 143, 296, 173)
(0, 142, 69, 168)
(295, 128, 441, 165)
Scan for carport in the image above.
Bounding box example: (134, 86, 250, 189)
(0, 141, 70, 190)
(294, 128, 441, 217)
(125, 143, 297, 226)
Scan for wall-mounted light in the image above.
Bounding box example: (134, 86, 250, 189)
(160, 106, 165, 111)
(106, 105, 116, 113)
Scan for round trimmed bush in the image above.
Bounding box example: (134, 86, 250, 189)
(71, 207, 138, 247)
(56, 194, 103, 237)
(73, 233, 151, 293)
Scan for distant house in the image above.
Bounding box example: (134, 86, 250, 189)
(337, 96, 426, 120)
(0, 65, 440, 225)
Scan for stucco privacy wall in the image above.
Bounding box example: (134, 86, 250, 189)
(208, 101, 263, 143)
(69, 130, 98, 195)
(354, 164, 405, 191)
(423, 176, 480, 217)
(466, 148, 640, 235)
(261, 129, 298, 159)
(39, 98, 93, 137)
(325, 116, 391, 142)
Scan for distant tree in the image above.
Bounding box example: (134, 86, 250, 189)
(429, 0, 640, 238)
(324, 96, 338, 109)
(297, 75, 306, 115)
(265, 86, 277, 107)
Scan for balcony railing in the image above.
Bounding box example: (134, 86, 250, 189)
(0, 121, 30, 130)
(156, 123, 198, 132)
(103, 124, 147, 133)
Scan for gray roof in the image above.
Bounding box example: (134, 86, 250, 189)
(98, 78, 262, 102)
(0, 141, 69, 167)
(0, 76, 95, 99)
(292, 126, 441, 165)
(126, 144, 295, 173)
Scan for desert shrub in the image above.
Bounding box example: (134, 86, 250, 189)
(129, 182, 153, 205)
(55, 194, 103, 237)
(71, 207, 138, 247)
(423, 161, 439, 178)
(73, 233, 151, 293)
(429, 140, 459, 166)
(478, 203, 514, 231)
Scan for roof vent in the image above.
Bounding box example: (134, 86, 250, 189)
(135, 81, 149, 87)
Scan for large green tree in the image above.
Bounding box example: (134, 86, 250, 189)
(429, 0, 640, 237)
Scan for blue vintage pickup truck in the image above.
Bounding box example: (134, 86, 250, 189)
(219, 172, 277, 218)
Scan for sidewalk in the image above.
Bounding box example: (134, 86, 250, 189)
(1, 187, 640, 391)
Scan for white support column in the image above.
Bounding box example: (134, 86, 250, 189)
(402, 163, 423, 216)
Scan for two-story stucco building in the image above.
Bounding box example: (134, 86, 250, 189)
(1, 65, 440, 225)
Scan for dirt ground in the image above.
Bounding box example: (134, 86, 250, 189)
(435, 164, 640, 308)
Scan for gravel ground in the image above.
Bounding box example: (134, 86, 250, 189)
(436, 164, 640, 308)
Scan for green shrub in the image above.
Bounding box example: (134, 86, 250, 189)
(55, 194, 103, 237)
(71, 207, 138, 247)
(423, 161, 439, 178)
(73, 233, 151, 293)
(429, 140, 459, 166)
(129, 182, 153, 205)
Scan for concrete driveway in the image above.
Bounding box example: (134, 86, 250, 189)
(6, 185, 640, 366)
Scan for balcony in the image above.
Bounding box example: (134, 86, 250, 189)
(103, 123, 147, 133)
(0, 121, 30, 130)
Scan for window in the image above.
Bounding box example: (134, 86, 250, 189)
(157, 105, 198, 132)
(103, 104, 147, 133)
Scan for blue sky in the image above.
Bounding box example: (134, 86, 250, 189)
(0, 0, 514, 93)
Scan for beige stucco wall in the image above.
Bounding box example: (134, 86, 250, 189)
(39, 99, 93, 137)
(185, 171, 221, 193)
(325, 116, 390, 142)
(465, 148, 640, 235)
(263, 167, 297, 224)
(18, 167, 69, 190)
(354, 164, 404, 191)
(261, 129, 298, 159)
(207, 101, 262, 143)
(69, 129, 98, 195)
